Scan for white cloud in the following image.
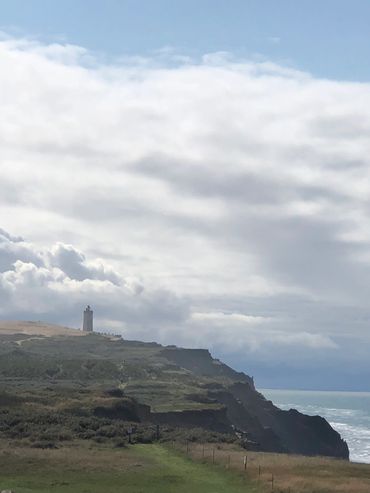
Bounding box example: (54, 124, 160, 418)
(191, 311, 268, 325)
(187, 310, 337, 353)
(0, 232, 187, 329)
(47, 242, 121, 284)
(1, 35, 370, 385)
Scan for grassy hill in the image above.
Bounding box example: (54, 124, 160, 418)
(0, 321, 85, 337)
(0, 321, 348, 460)
(1, 321, 370, 492)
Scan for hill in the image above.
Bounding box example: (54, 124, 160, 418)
(0, 320, 86, 337)
(0, 321, 349, 459)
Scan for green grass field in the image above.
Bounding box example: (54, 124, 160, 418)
(0, 443, 259, 493)
(2, 441, 370, 492)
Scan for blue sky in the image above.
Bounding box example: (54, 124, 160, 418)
(2, 0, 370, 81)
(2, 2, 370, 390)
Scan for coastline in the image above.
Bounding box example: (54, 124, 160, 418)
(261, 388, 370, 463)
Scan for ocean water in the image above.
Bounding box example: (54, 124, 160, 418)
(261, 389, 370, 463)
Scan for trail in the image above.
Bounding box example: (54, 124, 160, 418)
(0, 443, 260, 493)
(132, 444, 260, 493)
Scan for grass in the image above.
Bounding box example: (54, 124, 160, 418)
(124, 379, 222, 412)
(0, 442, 259, 493)
(1, 440, 370, 493)
(2, 441, 370, 493)
(187, 443, 370, 493)
(0, 327, 229, 413)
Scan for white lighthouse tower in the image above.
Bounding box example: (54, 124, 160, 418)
(82, 305, 93, 332)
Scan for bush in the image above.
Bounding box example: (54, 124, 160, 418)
(31, 440, 58, 449)
(113, 439, 127, 448)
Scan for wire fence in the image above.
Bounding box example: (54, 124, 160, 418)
(172, 441, 295, 493)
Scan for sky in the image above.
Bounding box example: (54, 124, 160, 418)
(1, 1, 370, 390)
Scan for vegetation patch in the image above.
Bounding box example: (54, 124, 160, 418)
(0, 442, 259, 493)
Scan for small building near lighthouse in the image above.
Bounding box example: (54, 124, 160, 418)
(82, 305, 93, 332)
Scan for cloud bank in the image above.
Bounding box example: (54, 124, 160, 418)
(1, 35, 370, 388)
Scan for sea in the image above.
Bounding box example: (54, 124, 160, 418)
(261, 389, 370, 464)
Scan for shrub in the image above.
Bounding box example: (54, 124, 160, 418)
(31, 440, 58, 449)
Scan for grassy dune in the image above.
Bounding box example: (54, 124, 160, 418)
(0, 442, 258, 493)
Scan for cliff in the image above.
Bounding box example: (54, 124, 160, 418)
(156, 348, 349, 458)
(0, 321, 349, 459)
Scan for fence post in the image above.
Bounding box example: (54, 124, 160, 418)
(212, 448, 215, 464)
(243, 455, 248, 471)
(258, 465, 261, 479)
(271, 472, 274, 492)
(202, 443, 205, 459)
(186, 441, 189, 455)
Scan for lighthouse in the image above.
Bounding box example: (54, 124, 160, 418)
(82, 305, 93, 332)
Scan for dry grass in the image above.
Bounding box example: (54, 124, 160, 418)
(185, 442, 370, 493)
(0, 441, 258, 493)
(0, 439, 146, 472)
(0, 321, 85, 337)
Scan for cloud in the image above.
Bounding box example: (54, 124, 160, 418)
(188, 310, 337, 353)
(48, 242, 121, 284)
(1, 35, 370, 387)
(0, 231, 188, 331)
(0, 230, 43, 272)
(191, 311, 269, 324)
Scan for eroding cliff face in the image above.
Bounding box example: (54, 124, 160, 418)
(0, 325, 349, 460)
(207, 388, 285, 453)
(160, 348, 255, 388)
(160, 348, 349, 459)
(227, 382, 349, 459)
(273, 408, 349, 458)
(150, 407, 231, 433)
